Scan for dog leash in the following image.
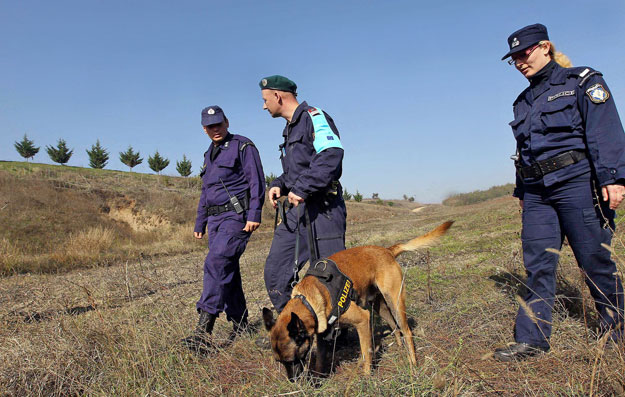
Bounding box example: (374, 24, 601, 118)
(274, 200, 318, 288)
(292, 205, 301, 288)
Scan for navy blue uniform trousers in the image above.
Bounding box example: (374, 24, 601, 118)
(517, 172, 624, 347)
(264, 198, 346, 312)
(196, 211, 251, 322)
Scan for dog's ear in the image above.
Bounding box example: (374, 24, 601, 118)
(287, 312, 307, 342)
(262, 307, 275, 331)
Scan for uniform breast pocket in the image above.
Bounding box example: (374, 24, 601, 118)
(287, 134, 305, 157)
(509, 112, 529, 141)
(215, 155, 238, 177)
(540, 97, 577, 132)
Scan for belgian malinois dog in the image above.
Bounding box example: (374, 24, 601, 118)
(262, 221, 453, 381)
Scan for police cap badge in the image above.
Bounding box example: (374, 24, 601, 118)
(201, 105, 226, 126)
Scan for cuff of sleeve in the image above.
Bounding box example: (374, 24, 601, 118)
(194, 222, 207, 234)
(513, 189, 524, 199)
(247, 210, 262, 223)
(597, 167, 624, 186)
(269, 180, 283, 190)
(290, 187, 309, 200)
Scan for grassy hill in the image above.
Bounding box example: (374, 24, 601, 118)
(443, 184, 515, 206)
(1, 162, 624, 395)
(0, 161, 207, 274)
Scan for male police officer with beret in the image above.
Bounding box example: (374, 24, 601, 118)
(259, 75, 347, 313)
(183, 105, 265, 353)
(495, 23, 625, 361)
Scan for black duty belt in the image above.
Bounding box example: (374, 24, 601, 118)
(206, 194, 249, 216)
(518, 150, 587, 179)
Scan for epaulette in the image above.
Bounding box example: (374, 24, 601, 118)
(569, 67, 603, 87)
(239, 142, 255, 152)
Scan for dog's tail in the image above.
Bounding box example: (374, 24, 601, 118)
(387, 221, 454, 258)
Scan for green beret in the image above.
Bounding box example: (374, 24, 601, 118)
(259, 75, 297, 94)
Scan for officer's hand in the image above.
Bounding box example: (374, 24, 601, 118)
(601, 184, 625, 209)
(269, 187, 281, 208)
(194, 232, 204, 239)
(243, 221, 260, 232)
(519, 199, 524, 209)
(287, 192, 304, 207)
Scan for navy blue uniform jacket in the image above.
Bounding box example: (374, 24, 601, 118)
(194, 133, 265, 233)
(269, 101, 344, 199)
(511, 63, 625, 198)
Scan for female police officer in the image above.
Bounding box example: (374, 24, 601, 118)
(495, 23, 625, 361)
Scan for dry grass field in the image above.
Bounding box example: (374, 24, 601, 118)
(1, 162, 625, 395)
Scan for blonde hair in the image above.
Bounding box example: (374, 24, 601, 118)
(540, 40, 572, 67)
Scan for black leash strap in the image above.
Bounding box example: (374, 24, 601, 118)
(273, 200, 319, 288)
(291, 205, 301, 288)
(304, 207, 318, 263)
(274, 200, 290, 231)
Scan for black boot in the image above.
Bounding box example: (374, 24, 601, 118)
(227, 317, 249, 343)
(493, 343, 549, 362)
(182, 310, 217, 354)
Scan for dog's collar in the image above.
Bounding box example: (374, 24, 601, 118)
(294, 294, 318, 330)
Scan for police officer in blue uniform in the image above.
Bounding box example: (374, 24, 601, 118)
(259, 75, 347, 313)
(495, 24, 625, 361)
(183, 105, 265, 353)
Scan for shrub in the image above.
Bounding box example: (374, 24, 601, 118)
(46, 139, 73, 165)
(343, 189, 353, 201)
(265, 172, 278, 187)
(354, 191, 363, 202)
(148, 151, 170, 174)
(176, 155, 192, 177)
(86, 140, 109, 169)
(14, 134, 40, 161)
(119, 146, 143, 171)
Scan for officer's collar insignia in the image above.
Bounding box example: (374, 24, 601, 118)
(586, 83, 609, 104)
(261, 79, 268, 87)
(547, 90, 575, 101)
(207, 108, 215, 115)
(511, 37, 520, 48)
(224, 141, 229, 148)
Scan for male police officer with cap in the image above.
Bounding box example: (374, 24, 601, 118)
(259, 75, 347, 313)
(183, 105, 265, 353)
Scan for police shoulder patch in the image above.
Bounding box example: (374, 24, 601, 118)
(586, 83, 610, 104)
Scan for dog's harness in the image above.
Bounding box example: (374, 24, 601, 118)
(305, 258, 359, 327)
(293, 294, 318, 327)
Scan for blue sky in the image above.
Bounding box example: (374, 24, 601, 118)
(1, 1, 624, 203)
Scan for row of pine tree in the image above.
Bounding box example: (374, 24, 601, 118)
(13, 134, 193, 177)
